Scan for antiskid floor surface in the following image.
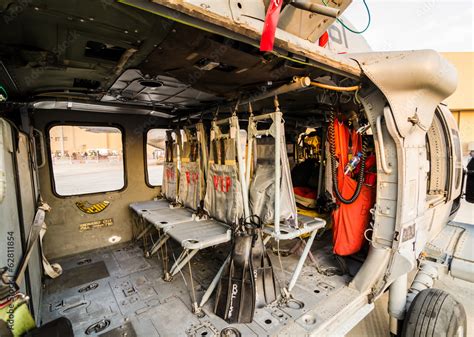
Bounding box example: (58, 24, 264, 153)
(41, 237, 359, 336)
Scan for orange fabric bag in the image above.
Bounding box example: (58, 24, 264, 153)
(331, 120, 376, 256)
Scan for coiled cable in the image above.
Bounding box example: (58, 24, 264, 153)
(328, 110, 367, 204)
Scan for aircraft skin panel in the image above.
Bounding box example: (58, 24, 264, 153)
(16, 133, 44, 323)
(121, 0, 362, 78)
(0, 120, 26, 295)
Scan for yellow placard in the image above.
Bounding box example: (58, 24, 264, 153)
(76, 200, 110, 214)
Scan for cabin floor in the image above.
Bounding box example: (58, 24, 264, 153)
(41, 233, 362, 337)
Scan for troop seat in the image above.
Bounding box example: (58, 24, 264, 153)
(129, 129, 183, 254)
(142, 207, 195, 231)
(161, 117, 247, 307)
(162, 219, 231, 280)
(129, 199, 172, 244)
(143, 125, 209, 257)
(129, 199, 170, 216)
(262, 214, 326, 240)
(165, 219, 231, 250)
(246, 109, 326, 298)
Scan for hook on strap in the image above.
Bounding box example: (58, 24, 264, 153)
(213, 107, 220, 121)
(248, 102, 254, 117)
(273, 95, 280, 112)
(232, 97, 241, 116)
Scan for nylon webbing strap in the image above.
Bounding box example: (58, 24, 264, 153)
(197, 123, 209, 181)
(15, 202, 62, 287)
(39, 222, 62, 279)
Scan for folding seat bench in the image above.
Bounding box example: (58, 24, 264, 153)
(139, 126, 210, 257)
(129, 129, 185, 254)
(245, 108, 326, 299)
(198, 107, 327, 308)
(161, 116, 250, 312)
(129, 200, 171, 240)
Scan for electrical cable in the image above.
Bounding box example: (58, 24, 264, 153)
(322, 0, 371, 34)
(0, 86, 8, 101)
(310, 81, 360, 92)
(328, 109, 368, 204)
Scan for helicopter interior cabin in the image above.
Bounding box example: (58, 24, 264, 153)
(0, 1, 464, 337)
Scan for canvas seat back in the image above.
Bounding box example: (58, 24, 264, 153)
(162, 129, 182, 202)
(204, 117, 247, 225)
(247, 112, 298, 227)
(178, 123, 208, 211)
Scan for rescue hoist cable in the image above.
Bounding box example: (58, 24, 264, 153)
(328, 109, 368, 204)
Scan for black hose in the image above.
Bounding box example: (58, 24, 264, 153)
(328, 110, 367, 204)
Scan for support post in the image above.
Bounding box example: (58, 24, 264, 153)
(233, 116, 250, 218)
(287, 228, 317, 292)
(136, 223, 153, 241)
(274, 110, 282, 236)
(146, 234, 170, 257)
(170, 249, 199, 277)
(199, 254, 231, 308)
(388, 273, 408, 336)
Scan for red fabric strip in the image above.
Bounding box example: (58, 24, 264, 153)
(260, 0, 283, 52)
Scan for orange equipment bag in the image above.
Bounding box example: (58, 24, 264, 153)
(331, 120, 376, 256)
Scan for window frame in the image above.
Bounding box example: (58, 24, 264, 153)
(144, 127, 168, 188)
(46, 122, 128, 198)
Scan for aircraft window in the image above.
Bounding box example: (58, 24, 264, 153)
(49, 125, 125, 196)
(146, 129, 167, 186)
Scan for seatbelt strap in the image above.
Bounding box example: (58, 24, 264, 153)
(15, 202, 62, 287)
(39, 221, 62, 280)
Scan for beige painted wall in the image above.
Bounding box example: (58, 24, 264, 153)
(49, 125, 123, 155)
(36, 110, 168, 259)
(441, 52, 474, 156)
(452, 110, 474, 156)
(442, 52, 474, 110)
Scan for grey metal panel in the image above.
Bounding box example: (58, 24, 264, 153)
(41, 239, 370, 337)
(122, 0, 362, 78)
(351, 50, 457, 139)
(278, 0, 352, 43)
(0, 120, 24, 292)
(428, 221, 474, 283)
(17, 132, 43, 323)
(349, 51, 458, 292)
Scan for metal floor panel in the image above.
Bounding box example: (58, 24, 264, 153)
(45, 261, 109, 294)
(41, 238, 362, 336)
(99, 322, 137, 337)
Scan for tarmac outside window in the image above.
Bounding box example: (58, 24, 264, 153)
(146, 129, 167, 186)
(48, 125, 125, 196)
